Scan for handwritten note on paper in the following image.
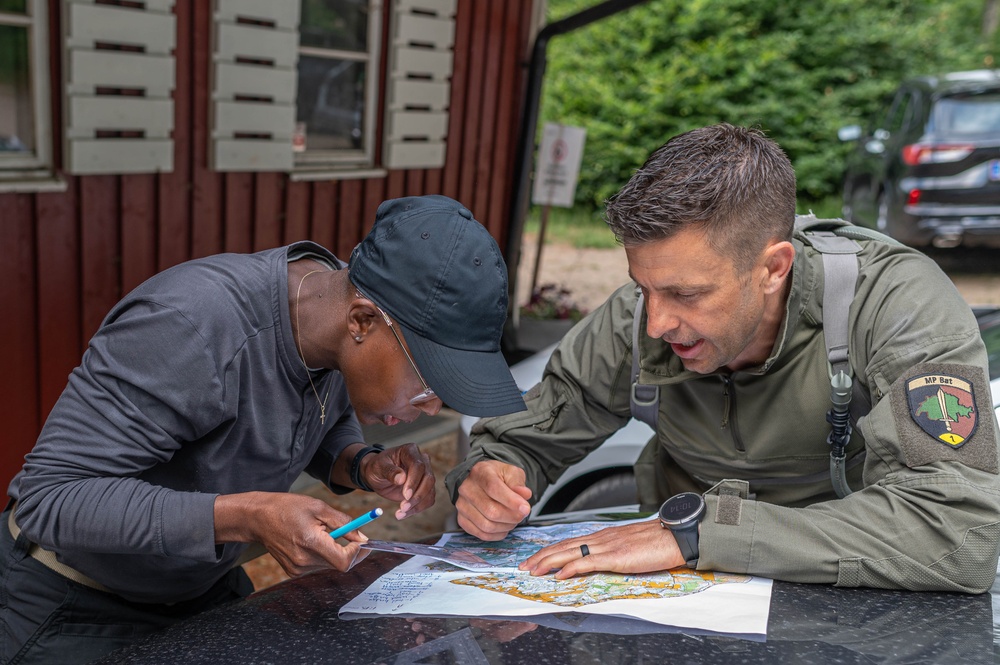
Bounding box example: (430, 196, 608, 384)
(341, 521, 773, 635)
(357, 573, 437, 614)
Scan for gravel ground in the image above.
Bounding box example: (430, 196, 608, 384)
(518, 236, 1000, 314)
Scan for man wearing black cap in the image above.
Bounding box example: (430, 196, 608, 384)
(2, 194, 525, 663)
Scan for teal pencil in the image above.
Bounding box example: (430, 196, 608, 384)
(329, 508, 383, 539)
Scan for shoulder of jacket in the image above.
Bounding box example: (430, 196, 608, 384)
(794, 214, 903, 248)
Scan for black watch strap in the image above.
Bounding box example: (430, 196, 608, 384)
(672, 526, 699, 567)
(350, 444, 384, 492)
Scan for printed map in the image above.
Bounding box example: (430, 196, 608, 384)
(428, 523, 751, 605)
(341, 520, 773, 635)
(451, 569, 751, 607)
(428, 522, 611, 571)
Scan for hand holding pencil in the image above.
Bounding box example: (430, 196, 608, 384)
(330, 508, 383, 539)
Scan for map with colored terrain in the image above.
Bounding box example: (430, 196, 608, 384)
(341, 520, 772, 635)
(451, 569, 751, 607)
(428, 522, 613, 571)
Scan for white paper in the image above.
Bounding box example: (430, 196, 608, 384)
(341, 521, 772, 635)
(360, 540, 492, 571)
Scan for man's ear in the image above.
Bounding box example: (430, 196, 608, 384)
(760, 241, 795, 294)
(348, 295, 380, 340)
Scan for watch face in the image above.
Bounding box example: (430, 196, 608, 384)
(659, 492, 705, 527)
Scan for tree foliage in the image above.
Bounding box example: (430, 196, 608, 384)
(541, 0, 999, 208)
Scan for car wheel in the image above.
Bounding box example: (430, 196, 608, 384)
(564, 473, 638, 512)
(876, 192, 889, 232)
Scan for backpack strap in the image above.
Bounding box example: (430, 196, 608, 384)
(796, 217, 869, 498)
(805, 230, 861, 379)
(630, 291, 659, 429)
(796, 215, 900, 422)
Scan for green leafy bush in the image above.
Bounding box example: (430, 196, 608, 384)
(542, 0, 998, 211)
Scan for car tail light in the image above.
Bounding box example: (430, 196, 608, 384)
(902, 143, 974, 165)
(906, 188, 921, 205)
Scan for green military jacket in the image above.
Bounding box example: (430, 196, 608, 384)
(447, 231, 1000, 593)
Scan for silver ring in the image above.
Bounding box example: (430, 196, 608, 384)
(580, 544, 590, 557)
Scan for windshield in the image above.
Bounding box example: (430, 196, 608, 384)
(930, 93, 1000, 135)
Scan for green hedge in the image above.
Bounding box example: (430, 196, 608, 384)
(542, 0, 998, 210)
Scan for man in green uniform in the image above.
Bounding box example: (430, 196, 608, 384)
(446, 123, 1000, 592)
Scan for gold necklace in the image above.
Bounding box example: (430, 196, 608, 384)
(295, 269, 332, 424)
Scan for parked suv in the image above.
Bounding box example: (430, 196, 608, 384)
(839, 70, 1000, 249)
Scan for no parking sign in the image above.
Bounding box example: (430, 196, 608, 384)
(531, 123, 586, 208)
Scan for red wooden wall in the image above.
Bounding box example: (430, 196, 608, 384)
(0, 0, 535, 489)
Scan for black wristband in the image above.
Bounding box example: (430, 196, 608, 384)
(350, 444, 384, 492)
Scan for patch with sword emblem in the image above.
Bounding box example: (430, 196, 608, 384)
(905, 373, 978, 448)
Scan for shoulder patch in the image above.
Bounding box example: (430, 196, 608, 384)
(890, 362, 998, 474)
(905, 373, 978, 448)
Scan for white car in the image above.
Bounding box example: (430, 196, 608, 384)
(459, 342, 651, 519)
(461, 306, 1000, 519)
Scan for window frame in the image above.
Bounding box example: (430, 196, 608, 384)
(883, 89, 912, 135)
(293, 0, 383, 172)
(0, 0, 54, 183)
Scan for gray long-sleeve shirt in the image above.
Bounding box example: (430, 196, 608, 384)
(448, 231, 1000, 593)
(10, 241, 362, 603)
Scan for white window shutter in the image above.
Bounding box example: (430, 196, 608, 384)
(383, 0, 456, 169)
(210, 0, 299, 172)
(63, 0, 176, 174)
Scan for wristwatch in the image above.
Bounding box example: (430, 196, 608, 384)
(350, 444, 384, 492)
(658, 492, 705, 567)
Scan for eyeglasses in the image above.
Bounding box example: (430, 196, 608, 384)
(357, 291, 437, 406)
(377, 308, 437, 406)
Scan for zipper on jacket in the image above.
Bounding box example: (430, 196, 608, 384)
(720, 375, 746, 452)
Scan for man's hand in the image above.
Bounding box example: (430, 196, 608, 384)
(519, 519, 686, 579)
(360, 443, 435, 520)
(455, 460, 532, 541)
(215, 492, 370, 578)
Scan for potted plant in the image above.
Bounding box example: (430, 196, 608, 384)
(518, 283, 588, 351)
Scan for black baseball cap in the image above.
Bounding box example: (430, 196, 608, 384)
(349, 195, 525, 416)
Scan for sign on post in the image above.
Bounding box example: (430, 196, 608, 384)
(527, 123, 587, 303)
(531, 123, 586, 208)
